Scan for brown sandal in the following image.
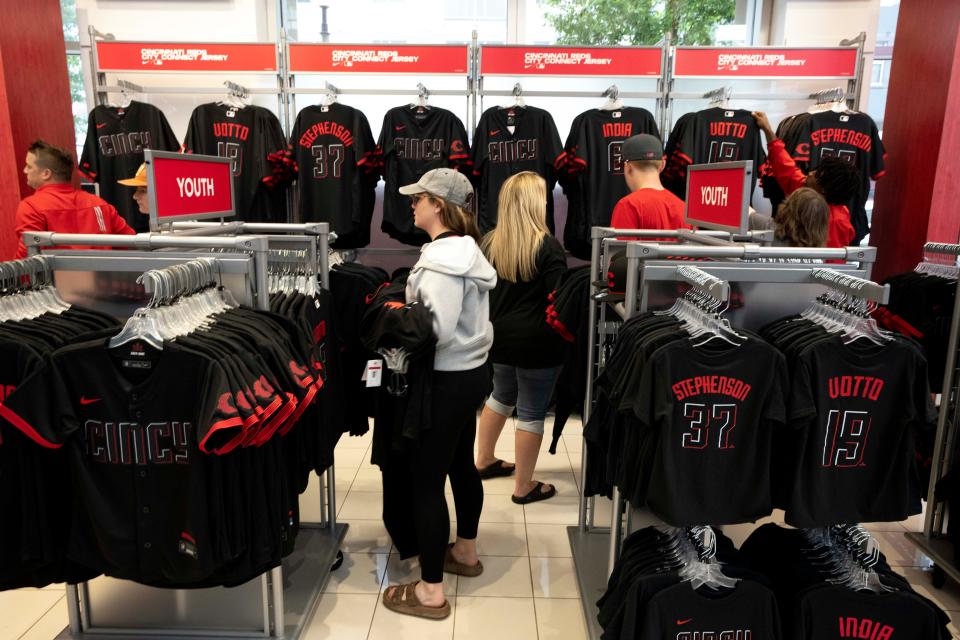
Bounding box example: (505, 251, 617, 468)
(444, 543, 484, 577)
(382, 581, 451, 620)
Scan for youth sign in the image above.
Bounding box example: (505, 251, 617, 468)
(146, 150, 235, 229)
(684, 161, 753, 233)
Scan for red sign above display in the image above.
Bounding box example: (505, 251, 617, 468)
(480, 46, 661, 76)
(146, 151, 235, 228)
(289, 44, 469, 74)
(674, 47, 857, 78)
(96, 42, 278, 72)
(685, 161, 753, 233)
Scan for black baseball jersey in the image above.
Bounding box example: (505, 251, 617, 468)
(289, 103, 377, 249)
(559, 107, 660, 259)
(633, 336, 788, 526)
(790, 111, 886, 242)
(785, 336, 936, 527)
(183, 103, 289, 223)
(79, 101, 180, 232)
(472, 105, 564, 233)
(377, 105, 471, 246)
(0, 338, 241, 584)
(797, 585, 941, 640)
(640, 580, 782, 640)
(662, 107, 765, 199)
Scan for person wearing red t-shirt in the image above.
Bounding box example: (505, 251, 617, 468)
(610, 134, 689, 234)
(14, 139, 134, 258)
(753, 112, 861, 248)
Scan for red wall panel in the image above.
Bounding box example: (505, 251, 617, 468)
(870, 1, 960, 280)
(0, 48, 21, 261)
(0, 0, 76, 260)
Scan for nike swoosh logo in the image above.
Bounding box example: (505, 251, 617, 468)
(96, 123, 108, 129)
(80, 396, 101, 405)
(676, 618, 693, 626)
(394, 125, 406, 131)
(489, 129, 501, 136)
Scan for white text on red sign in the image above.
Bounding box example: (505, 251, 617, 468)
(522, 52, 614, 69)
(700, 186, 729, 207)
(176, 177, 216, 198)
(332, 50, 420, 67)
(140, 48, 230, 66)
(717, 53, 808, 71)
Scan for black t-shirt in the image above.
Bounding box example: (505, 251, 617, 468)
(640, 580, 782, 639)
(289, 103, 378, 248)
(663, 107, 766, 199)
(377, 105, 471, 246)
(488, 235, 568, 368)
(79, 101, 180, 231)
(785, 337, 936, 527)
(183, 103, 289, 223)
(472, 105, 563, 233)
(559, 107, 660, 259)
(633, 336, 788, 525)
(796, 585, 941, 640)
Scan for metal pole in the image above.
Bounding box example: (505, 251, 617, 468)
(270, 566, 285, 638)
(577, 232, 603, 531)
(66, 584, 82, 633)
(320, 5, 330, 42)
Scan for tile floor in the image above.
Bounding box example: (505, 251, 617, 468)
(3, 417, 960, 639)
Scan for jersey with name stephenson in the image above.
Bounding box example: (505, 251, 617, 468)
(79, 101, 180, 232)
(472, 105, 563, 233)
(376, 106, 471, 245)
(183, 103, 288, 223)
(785, 337, 935, 527)
(559, 107, 660, 259)
(289, 103, 377, 248)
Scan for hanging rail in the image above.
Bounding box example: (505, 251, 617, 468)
(810, 267, 890, 304)
(676, 264, 730, 301)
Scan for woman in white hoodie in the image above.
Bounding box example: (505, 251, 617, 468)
(382, 168, 497, 621)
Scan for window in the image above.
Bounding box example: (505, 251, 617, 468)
(871, 60, 886, 87)
(60, 0, 87, 157)
(446, 0, 508, 21)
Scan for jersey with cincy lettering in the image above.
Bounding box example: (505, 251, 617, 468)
(471, 105, 563, 234)
(633, 336, 788, 526)
(289, 103, 378, 248)
(376, 105, 471, 246)
(784, 336, 936, 527)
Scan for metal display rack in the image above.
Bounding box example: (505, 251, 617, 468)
(906, 242, 960, 589)
(19, 228, 346, 640)
(569, 229, 883, 640)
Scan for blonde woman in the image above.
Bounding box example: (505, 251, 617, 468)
(475, 171, 567, 504)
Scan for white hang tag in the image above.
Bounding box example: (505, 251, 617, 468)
(363, 359, 383, 387)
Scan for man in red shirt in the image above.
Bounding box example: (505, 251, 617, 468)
(610, 134, 689, 233)
(14, 139, 134, 258)
(753, 112, 860, 248)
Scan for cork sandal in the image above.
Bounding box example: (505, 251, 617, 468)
(444, 543, 484, 577)
(382, 581, 451, 620)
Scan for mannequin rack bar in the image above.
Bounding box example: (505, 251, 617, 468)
(676, 264, 730, 300)
(906, 242, 960, 590)
(99, 86, 283, 96)
(810, 267, 890, 303)
(479, 89, 661, 99)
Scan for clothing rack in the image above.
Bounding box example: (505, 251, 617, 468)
(20, 229, 345, 640)
(906, 241, 960, 590)
(570, 231, 881, 640)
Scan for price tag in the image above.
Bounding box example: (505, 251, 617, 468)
(363, 359, 383, 388)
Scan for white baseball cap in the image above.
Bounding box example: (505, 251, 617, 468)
(399, 168, 474, 208)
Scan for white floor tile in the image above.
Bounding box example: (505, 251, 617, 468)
(535, 597, 589, 640)
(478, 493, 526, 524)
(530, 557, 580, 598)
(301, 593, 377, 640)
(454, 596, 537, 640)
(527, 523, 574, 557)
(901, 512, 926, 533)
(475, 522, 528, 557)
(340, 519, 394, 555)
(338, 432, 373, 450)
(0, 590, 63, 640)
(333, 447, 370, 468)
(349, 468, 383, 493)
(339, 491, 385, 520)
(367, 595, 456, 640)
(455, 555, 533, 598)
(535, 453, 575, 474)
(524, 496, 581, 526)
(899, 566, 960, 612)
(562, 435, 583, 452)
(16, 594, 67, 640)
(323, 552, 389, 594)
(478, 473, 519, 496)
(872, 530, 929, 567)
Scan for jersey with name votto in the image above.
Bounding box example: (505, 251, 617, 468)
(376, 105, 471, 246)
(471, 105, 564, 233)
(183, 103, 292, 223)
(634, 337, 788, 526)
(79, 101, 180, 232)
(0, 339, 243, 585)
(785, 337, 936, 527)
(662, 107, 765, 200)
(559, 107, 660, 259)
(289, 103, 377, 249)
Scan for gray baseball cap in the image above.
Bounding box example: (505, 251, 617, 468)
(399, 168, 474, 208)
(621, 134, 663, 162)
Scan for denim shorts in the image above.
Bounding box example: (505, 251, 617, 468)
(485, 363, 563, 435)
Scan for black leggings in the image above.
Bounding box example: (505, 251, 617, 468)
(407, 366, 487, 584)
